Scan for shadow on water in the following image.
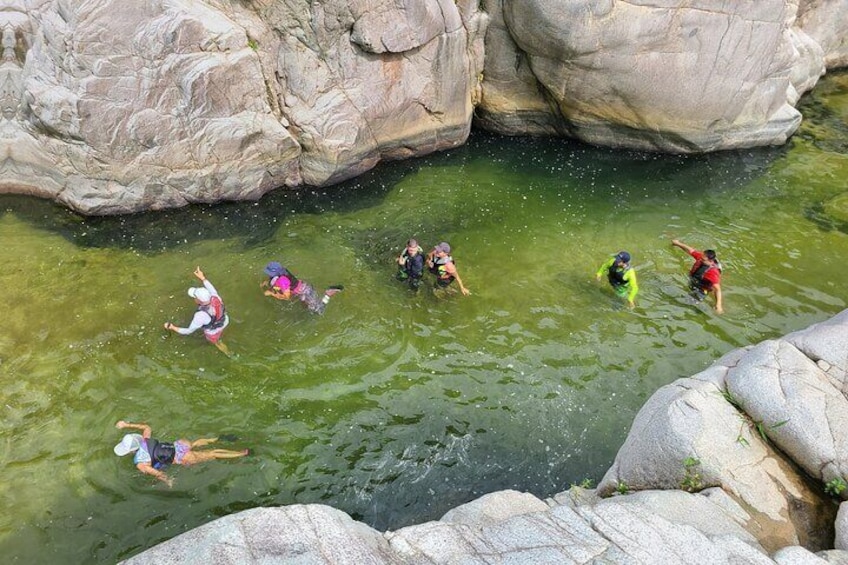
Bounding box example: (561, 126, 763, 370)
(0, 133, 785, 254)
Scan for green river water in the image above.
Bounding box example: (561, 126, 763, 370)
(1, 72, 847, 563)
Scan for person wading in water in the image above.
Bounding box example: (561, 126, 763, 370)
(671, 239, 724, 314)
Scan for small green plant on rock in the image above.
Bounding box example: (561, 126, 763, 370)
(720, 387, 744, 411)
(615, 480, 629, 495)
(569, 478, 594, 501)
(825, 477, 847, 498)
(720, 387, 789, 448)
(247, 38, 259, 51)
(569, 478, 594, 490)
(680, 457, 703, 492)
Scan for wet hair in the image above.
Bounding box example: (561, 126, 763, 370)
(704, 249, 717, 261)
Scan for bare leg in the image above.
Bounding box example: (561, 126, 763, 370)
(208, 449, 249, 459)
(181, 448, 248, 465)
(190, 437, 218, 448)
(213, 341, 232, 357)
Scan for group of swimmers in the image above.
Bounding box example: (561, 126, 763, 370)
(116, 240, 470, 484)
(396, 239, 470, 296)
(597, 238, 724, 314)
(161, 263, 345, 356)
(115, 237, 721, 485)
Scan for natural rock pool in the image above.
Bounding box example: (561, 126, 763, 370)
(1, 72, 846, 563)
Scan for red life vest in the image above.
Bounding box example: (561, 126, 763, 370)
(198, 296, 226, 330)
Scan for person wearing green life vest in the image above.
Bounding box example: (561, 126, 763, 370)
(595, 251, 638, 308)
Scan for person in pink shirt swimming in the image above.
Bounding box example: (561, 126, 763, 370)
(261, 261, 343, 314)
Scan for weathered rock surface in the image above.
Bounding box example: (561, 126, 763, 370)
(478, 0, 831, 152)
(798, 0, 848, 68)
(598, 310, 848, 552)
(0, 0, 486, 214)
(123, 312, 848, 563)
(0, 1, 847, 213)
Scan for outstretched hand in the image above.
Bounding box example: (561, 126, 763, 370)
(116, 420, 127, 429)
(194, 266, 205, 281)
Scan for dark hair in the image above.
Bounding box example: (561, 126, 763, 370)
(705, 250, 717, 261)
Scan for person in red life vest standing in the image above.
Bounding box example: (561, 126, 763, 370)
(114, 420, 248, 487)
(164, 266, 231, 354)
(671, 239, 724, 314)
(261, 261, 343, 314)
(426, 242, 470, 296)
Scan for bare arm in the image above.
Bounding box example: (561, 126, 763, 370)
(671, 239, 695, 254)
(264, 288, 292, 300)
(116, 420, 152, 439)
(136, 462, 172, 487)
(454, 273, 470, 296)
(713, 284, 724, 314)
(447, 264, 470, 296)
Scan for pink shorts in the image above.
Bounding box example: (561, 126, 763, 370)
(204, 327, 224, 344)
(174, 440, 191, 464)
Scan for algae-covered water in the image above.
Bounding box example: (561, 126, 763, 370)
(1, 72, 847, 563)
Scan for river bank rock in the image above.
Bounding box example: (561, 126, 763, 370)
(1, 1, 846, 213)
(1, 1, 486, 214)
(477, 0, 832, 152)
(121, 488, 845, 564)
(598, 310, 848, 552)
(123, 310, 848, 563)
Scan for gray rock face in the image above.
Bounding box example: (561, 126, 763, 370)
(479, 0, 829, 152)
(598, 310, 848, 552)
(798, 0, 848, 68)
(1, 1, 847, 213)
(121, 504, 401, 565)
(0, 1, 486, 214)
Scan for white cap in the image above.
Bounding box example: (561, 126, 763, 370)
(188, 287, 212, 303)
(114, 433, 143, 456)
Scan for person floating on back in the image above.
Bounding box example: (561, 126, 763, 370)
(426, 242, 470, 296)
(396, 238, 425, 291)
(671, 239, 724, 314)
(261, 261, 343, 314)
(114, 420, 248, 487)
(164, 266, 230, 355)
(595, 250, 638, 308)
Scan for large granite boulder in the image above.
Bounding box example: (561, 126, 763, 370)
(2, 1, 848, 213)
(597, 311, 848, 552)
(798, 0, 848, 68)
(596, 361, 837, 552)
(478, 0, 829, 152)
(0, 0, 486, 214)
(122, 488, 826, 564)
(121, 504, 402, 565)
